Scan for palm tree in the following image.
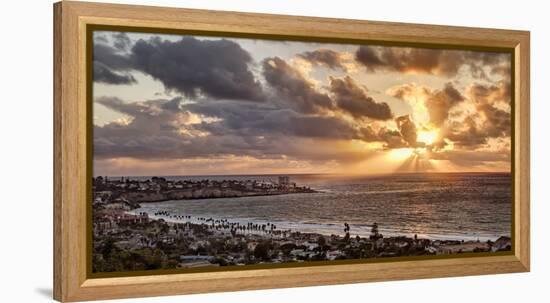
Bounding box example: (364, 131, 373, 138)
(369, 222, 382, 240)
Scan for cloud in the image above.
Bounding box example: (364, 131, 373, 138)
(355, 46, 510, 79)
(477, 103, 510, 138)
(297, 49, 346, 70)
(94, 96, 225, 159)
(441, 81, 511, 147)
(94, 34, 108, 44)
(94, 95, 386, 163)
(287, 115, 377, 140)
(262, 57, 333, 113)
(386, 80, 510, 152)
(92, 33, 512, 173)
(188, 101, 380, 142)
(468, 81, 511, 138)
(424, 83, 464, 126)
(93, 61, 136, 85)
(468, 81, 510, 106)
(388, 82, 464, 127)
(262, 57, 392, 120)
(356, 46, 457, 75)
(94, 43, 134, 70)
(95, 96, 215, 142)
(329, 76, 393, 120)
(94, 156, 320, 177)
(131, 37, 265, 101)
(93, 43, 135, 85)
(443, 116, 487, 147)
(94, 36, 264, 100)
(395, 115, 420, 147)
(112, 32, 132, 51)
(378, 128, 407, 149)
(387, 83, 431, 101)
(429, 148, 510, 167)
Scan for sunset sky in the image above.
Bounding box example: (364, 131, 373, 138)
(93, 31, 512, 176)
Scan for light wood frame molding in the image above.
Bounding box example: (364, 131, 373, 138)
(53, 1, 530, 301)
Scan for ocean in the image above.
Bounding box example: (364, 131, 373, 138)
(129, 172, 512, 241)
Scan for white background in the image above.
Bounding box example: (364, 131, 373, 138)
(0, 0, 548, 302)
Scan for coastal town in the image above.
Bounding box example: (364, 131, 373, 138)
(93, 175, 315, 203)
(92, 176, 512, 273)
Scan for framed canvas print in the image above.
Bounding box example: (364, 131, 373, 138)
(53, 1, 530, 302)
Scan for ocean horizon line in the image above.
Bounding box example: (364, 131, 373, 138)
(93, 171, 512, 179)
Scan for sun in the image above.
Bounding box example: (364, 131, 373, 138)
(417, 129, 438, 145)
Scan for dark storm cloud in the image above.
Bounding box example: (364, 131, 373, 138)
(94, 49, 406, 161)
(130, 37, 265, 101)
(329, 76, 393, 120)
(94, 43, 134, 70)
(93, 43, 135, 85)
(288, 115, 373, 140)
(112, 32, 132, 51)
(93, 36, 264, 100)
(94, 96, 234, 159)
(262, 57, 333, 113)
(297, 49, 346, 70)
(94, 92, 390, 162)
(262, 57, 392, 120)
(93, 62, 137, 85)
(355, 46, 510, 78)
(96, 96, 182, 118)
(188, 101, 379, 142)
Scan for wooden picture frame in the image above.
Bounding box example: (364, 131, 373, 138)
(53, 1, 530, 301)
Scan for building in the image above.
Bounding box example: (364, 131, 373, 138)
(278, 176, 290, 186)
(115, 213, 149, 224)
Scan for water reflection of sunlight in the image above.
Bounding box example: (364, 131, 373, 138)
(350, 147, 446, 175)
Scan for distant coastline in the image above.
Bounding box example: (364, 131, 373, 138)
(93, 175, 317, 204)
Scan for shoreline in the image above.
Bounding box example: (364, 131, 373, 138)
(136, 190, 322, 204)
(92, 205, 511, 273)
(128, 207, 507, 243)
